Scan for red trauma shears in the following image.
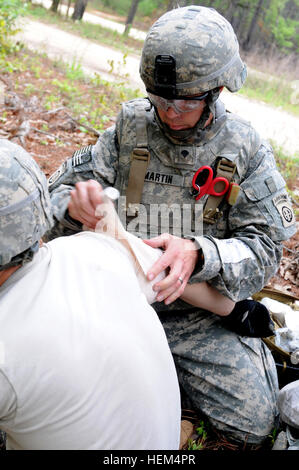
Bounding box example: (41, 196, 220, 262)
(192, 165, 229, 201)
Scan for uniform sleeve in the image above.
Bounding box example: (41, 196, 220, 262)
(0, 370, 17, 425)
(189, 142, 297, 301)
(46, 124, 120, 239)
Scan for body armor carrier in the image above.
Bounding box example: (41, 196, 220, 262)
(116, 98, 244, 239)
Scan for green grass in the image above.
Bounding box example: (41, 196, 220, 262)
(187, 420, 208, 450)
(271, 140, 299, 217)
(27, 4, 299, 117)
(239, 73, 299, 117)
(0, 47, 142, 133)
(272, 141, 299, 183)
(27, 4, 143, 57)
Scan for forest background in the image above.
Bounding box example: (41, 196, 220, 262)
(53, 0, 299, 67)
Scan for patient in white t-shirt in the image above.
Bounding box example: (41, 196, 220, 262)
(0, 140, 183, 451)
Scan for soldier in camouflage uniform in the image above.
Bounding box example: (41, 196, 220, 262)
(46, 6, 297, 444)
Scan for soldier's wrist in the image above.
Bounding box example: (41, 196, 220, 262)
(183, 236, 204, 274)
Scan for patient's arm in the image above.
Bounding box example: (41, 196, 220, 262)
(181, 282, 235, 316)
(120, 236, 235, 316)
(94, 190, 235, 317)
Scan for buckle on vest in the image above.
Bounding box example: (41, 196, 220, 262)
(216, 159, 236, 176)
(203, 207, 223, 224)
(131, 148, 150, 161)
(126, 147, 150, 216)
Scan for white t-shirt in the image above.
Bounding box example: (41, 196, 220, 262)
(0, 232, 180, 450)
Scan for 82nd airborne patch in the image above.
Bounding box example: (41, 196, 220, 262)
(273, 193, 295, 228)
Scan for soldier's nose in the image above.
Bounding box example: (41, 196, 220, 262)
(165, 106, 181, 118)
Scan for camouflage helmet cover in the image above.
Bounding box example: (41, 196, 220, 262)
(140, 5, 247, 97)
(0, 139, 53, 267)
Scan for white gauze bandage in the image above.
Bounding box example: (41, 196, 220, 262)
(94, 188, 166, 304)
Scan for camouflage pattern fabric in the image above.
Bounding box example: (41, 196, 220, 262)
(158, 310, 279, 444)
(140, 6, 247, 96)
(47, 98, 296, 302)
(140, 5, 247, 144)
(47, 97, 296, 444)
(0, 140, 53, 268)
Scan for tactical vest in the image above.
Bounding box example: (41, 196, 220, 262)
(114, 98, 260, 240)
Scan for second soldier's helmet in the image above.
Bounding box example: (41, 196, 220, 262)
(140, 5, 247, 99)
(0, 139, 53, 268)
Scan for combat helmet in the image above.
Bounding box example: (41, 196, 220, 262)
(0, 140, 53, 269)
(140, 5, 247, 98)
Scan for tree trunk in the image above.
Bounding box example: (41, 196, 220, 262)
(226, 0, 237, 24)
(166, 0, 175, 10)
(242, 0, 265, 51)
(166, 0, 188, 8)
(124, 0, 141, 36)
(66, 0, 72, 18)
(72, 0, 88, 21)
(51, 0, 60, 13)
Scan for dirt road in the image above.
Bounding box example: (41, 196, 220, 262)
(17, 16, 298, 156)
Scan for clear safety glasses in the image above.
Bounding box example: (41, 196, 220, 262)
(148, 91, 209, 114)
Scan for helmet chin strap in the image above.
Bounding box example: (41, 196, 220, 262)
(154, 88, 221, 145)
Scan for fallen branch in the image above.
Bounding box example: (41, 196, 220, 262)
(0, 75, 11, 88)
(30, 152, 50, 160)
(43, 106, 66, 116)
(64, 113, 101, 137)
(10, 120, 30, 147)
(31, 126, 58, 140)
(283, 245, 298, 254)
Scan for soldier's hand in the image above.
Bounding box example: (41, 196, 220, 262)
(143, 234, 199, 305)
(68, 179, 103, 229)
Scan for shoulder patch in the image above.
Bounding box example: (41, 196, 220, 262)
(272, 194, 295, 228)
(71, 145, 93, 167)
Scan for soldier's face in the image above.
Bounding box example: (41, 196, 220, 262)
(157, 100, 206, 130)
